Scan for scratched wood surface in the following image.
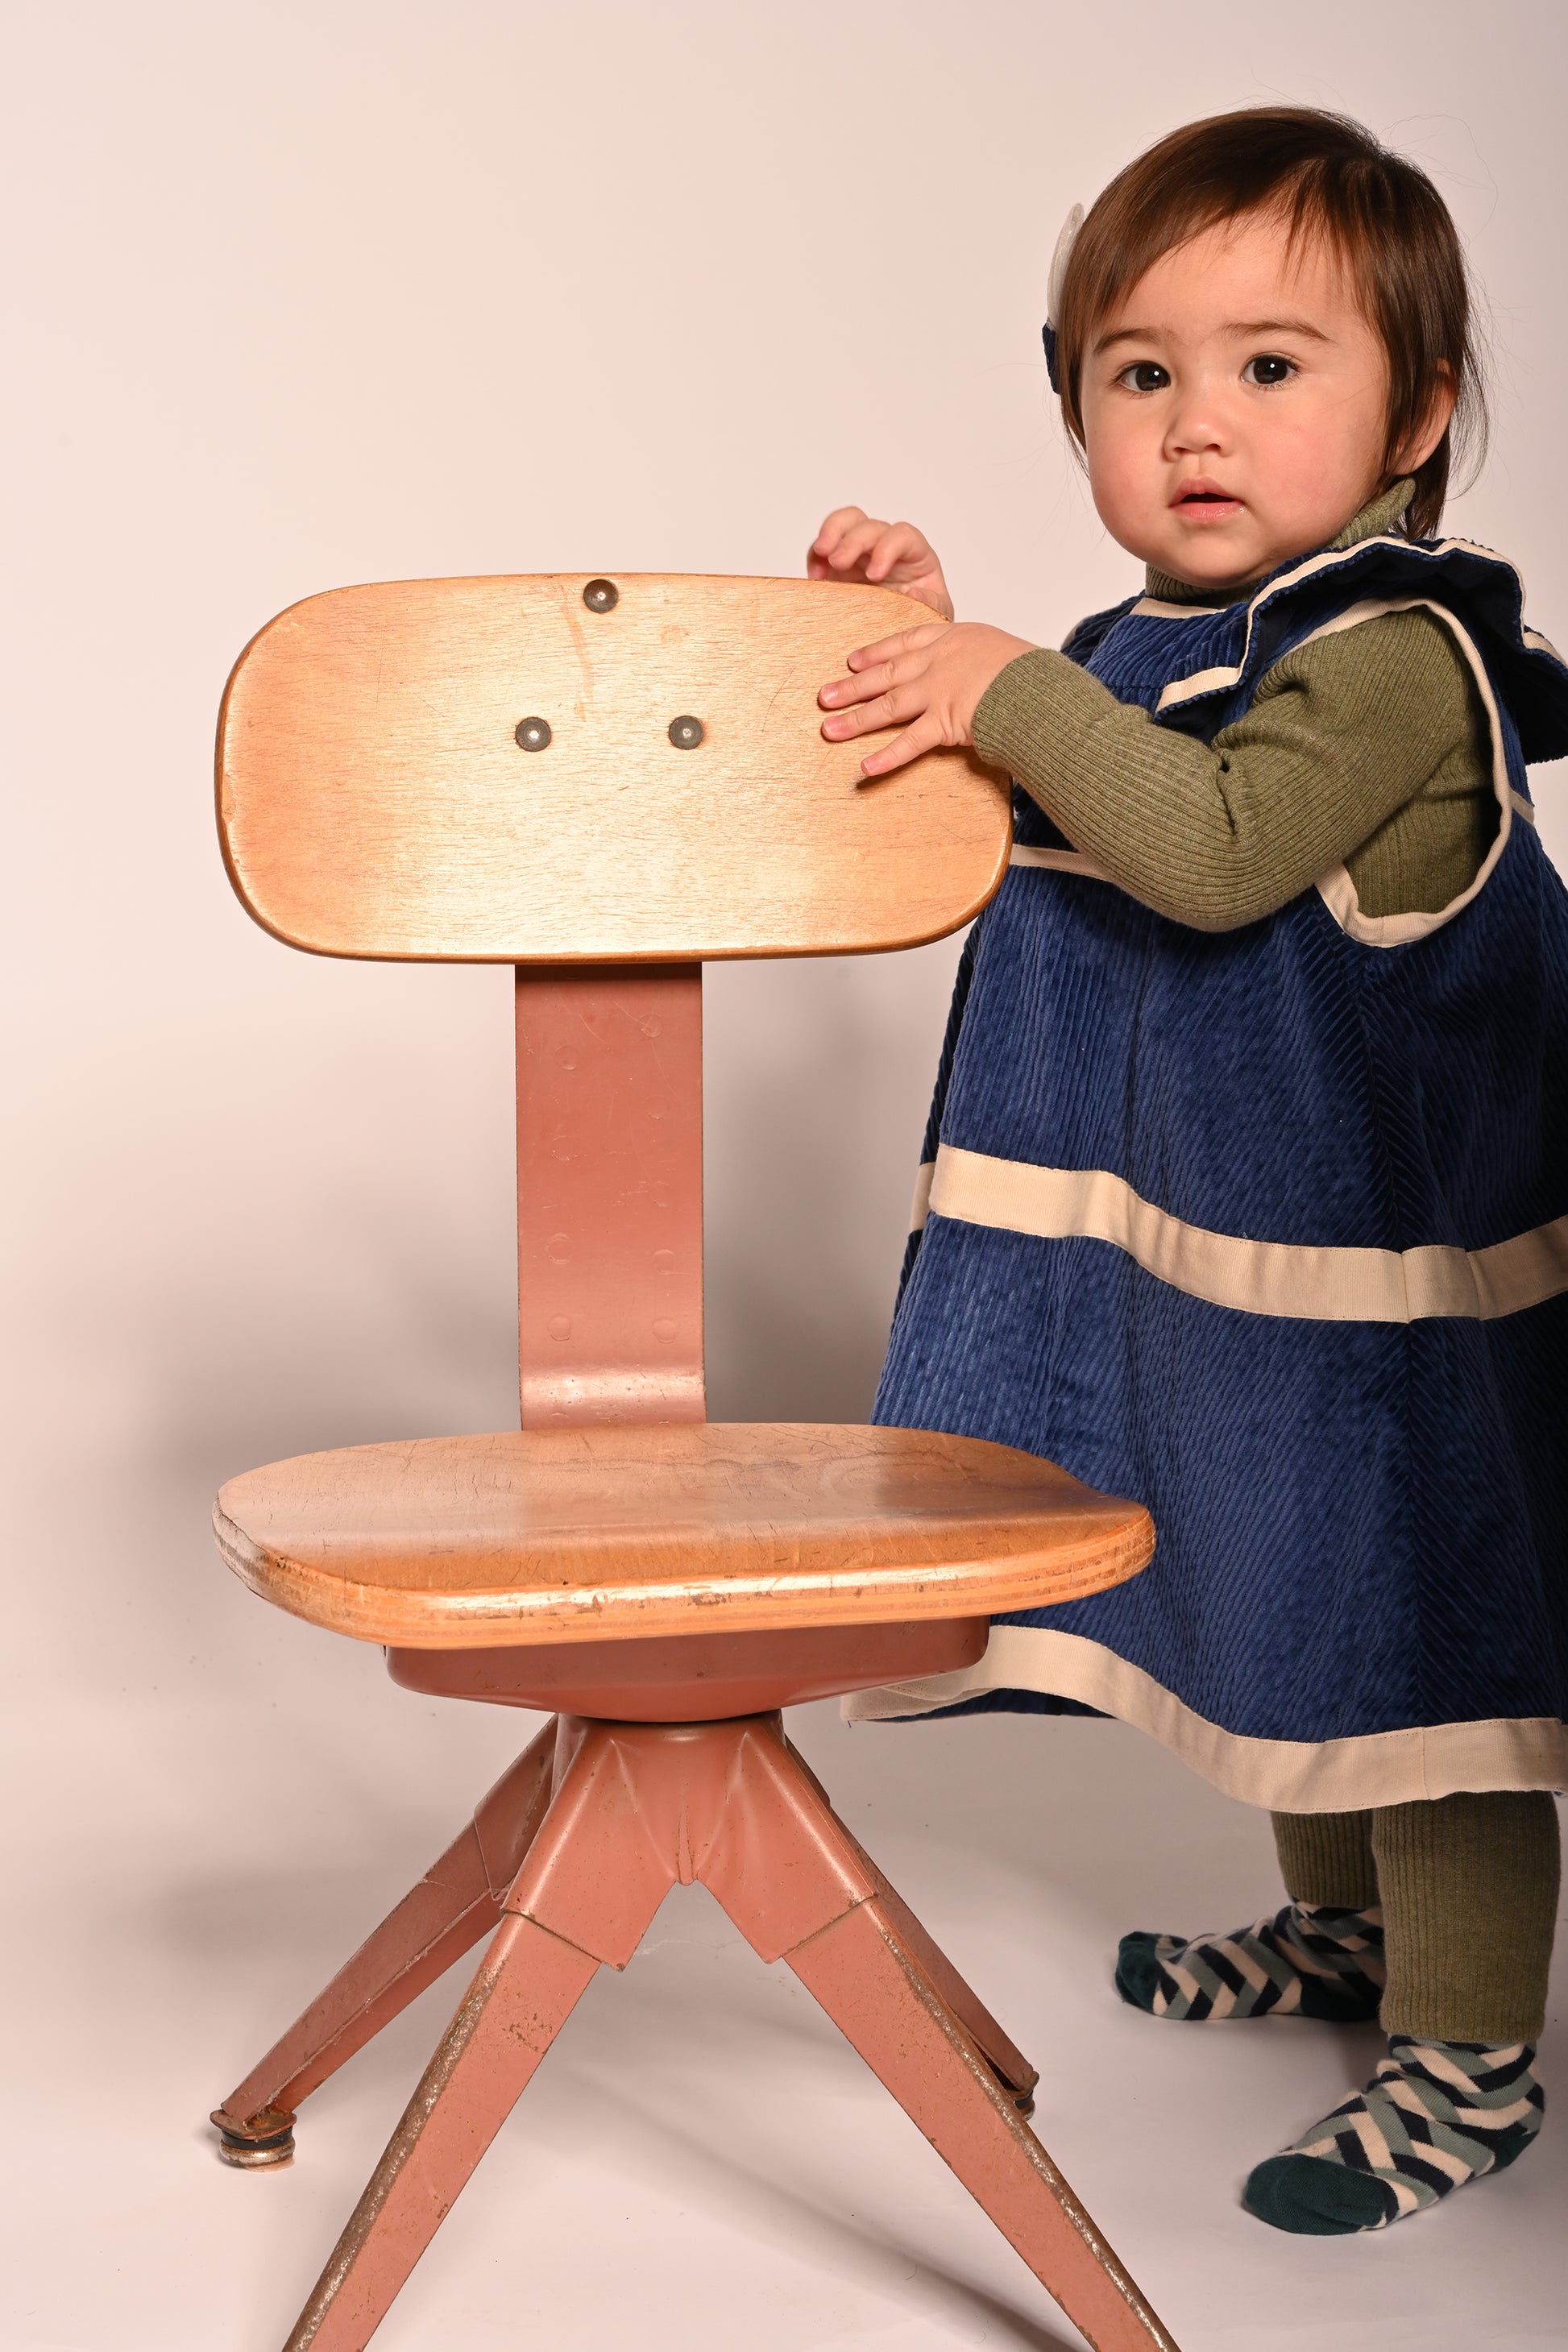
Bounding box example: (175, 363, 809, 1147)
(214, 1424, 1155, 1649)
(217, 575, 1010, 962)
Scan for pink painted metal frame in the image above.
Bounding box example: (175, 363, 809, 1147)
(211, 969, 1180, 2349)
(516, 965, 705, 1429)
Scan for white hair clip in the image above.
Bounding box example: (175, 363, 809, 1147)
(1042, 201, 1085, 393)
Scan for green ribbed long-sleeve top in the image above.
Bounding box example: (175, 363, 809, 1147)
(971, 482, 1495, 931)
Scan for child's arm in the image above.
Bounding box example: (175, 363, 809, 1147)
(819, 612, 1488, 932)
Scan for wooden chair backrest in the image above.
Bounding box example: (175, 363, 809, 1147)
(218, 574, 1012, 1429)
(218, 574, 1009, 963)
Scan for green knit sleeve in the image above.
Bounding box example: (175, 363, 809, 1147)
(970, 608, 1489, 931)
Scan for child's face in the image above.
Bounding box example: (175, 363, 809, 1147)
(1079, 211, 1433, 590)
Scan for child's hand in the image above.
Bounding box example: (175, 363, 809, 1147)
(808, 508, 955, 621)
(819, 621, 1035, 777)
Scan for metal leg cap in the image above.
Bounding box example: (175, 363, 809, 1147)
(211, 2106, 297, 2167)
(982, 2060, 1037, 2121)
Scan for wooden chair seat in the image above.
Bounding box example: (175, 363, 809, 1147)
(214, 1421, 1153, 1649)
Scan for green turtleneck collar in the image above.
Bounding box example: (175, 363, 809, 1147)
(1143, 479, 1417, 609)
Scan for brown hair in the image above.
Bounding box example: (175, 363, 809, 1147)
(1054, 107, 1487, 538)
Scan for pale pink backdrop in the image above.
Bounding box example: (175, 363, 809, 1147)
(3, 6, 1564, 2346)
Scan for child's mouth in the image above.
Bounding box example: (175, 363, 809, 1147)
(1174, 485, 1242, 519)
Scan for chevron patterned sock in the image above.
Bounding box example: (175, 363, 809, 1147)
(1244, 2038, 1544, 2234)
(1116, 1902, 1385, 2021)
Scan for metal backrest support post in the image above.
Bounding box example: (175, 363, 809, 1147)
(516, 964, 705, 1429)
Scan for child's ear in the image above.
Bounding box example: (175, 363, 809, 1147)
(1396, 364, 1458, 475)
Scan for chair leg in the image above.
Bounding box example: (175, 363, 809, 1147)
(280, 1912, 599, 2352)
(705, 1724, 1176, 2352)
(214, 1722, 557, 2163)
(276, 1716, 678, 2352)
(782, 1736, 1038, 2113)
(786, 1901, 1173, 2352)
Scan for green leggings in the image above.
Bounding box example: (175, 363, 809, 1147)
(1271, 1793, 1561, 2043)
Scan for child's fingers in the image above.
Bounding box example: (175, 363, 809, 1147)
(811, 505, 871, 556)
(819, 649, 928, 711)
(807, 510, 877, 579)
(807, 512, 945, 607)
(807, 516, 887, 576)
(823, 639, 944, 720)
(857, 521, 931, 583)
(841, 623, 948, 674)
(819, 678, 928, 740)
(859, 711, 947, 778)
(818, 629, 948, 719)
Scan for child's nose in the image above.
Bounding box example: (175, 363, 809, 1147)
(1164, 385, 1230, 457)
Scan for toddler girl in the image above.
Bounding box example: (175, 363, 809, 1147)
(811, 106, 1567, 2238)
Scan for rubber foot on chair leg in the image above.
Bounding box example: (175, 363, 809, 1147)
(211, 2105, 297, 2168)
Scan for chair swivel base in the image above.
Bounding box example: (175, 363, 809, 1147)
(213, 1694, 1179, 2352)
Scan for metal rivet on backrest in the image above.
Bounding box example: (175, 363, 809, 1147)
(514, 718, 553, 751)
(667, 716, 704, 749)
(583, 579, 619, 612)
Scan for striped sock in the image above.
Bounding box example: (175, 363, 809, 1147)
(1116, 1902, 1385, 2021)
(1245, 2039, 1544, 2234)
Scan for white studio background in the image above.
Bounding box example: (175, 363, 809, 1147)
(3, 7, 1566, 2350)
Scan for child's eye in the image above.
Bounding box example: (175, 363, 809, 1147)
(1114, 361, 1171, 394)
(1242, 353, 1296, 387)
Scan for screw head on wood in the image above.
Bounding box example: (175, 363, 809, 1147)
(667, 715, 704, 749)
(583, 579, 619, 612)
(514, 717, 552, 751)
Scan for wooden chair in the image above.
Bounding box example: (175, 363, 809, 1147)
(209, 571, 1174, 2352)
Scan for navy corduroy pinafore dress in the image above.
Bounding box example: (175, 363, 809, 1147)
(852, 531, 1568, 1812)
